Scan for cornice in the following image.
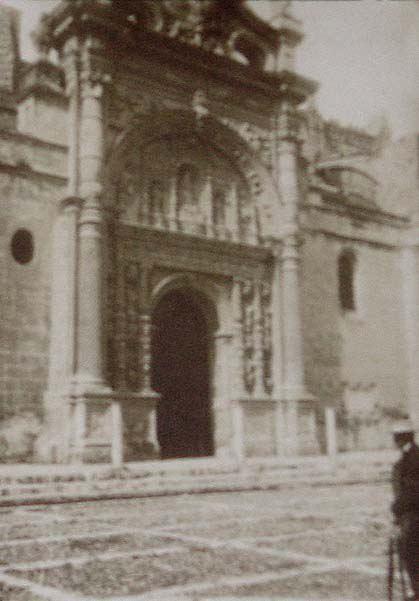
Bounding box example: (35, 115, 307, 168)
(0, 128, 67, 152)
(300, 226, 404, 251)
(301, 201, 409, 229)
(36, 2, 316, 106)
(0, 162, 67, 185)
(118, 221, 273, 269)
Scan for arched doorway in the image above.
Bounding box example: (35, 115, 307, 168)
(151, 288, 214, 459)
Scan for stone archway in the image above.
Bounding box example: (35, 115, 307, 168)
(151, 287, 215, 459)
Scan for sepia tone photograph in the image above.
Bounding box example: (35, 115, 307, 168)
(0, 0, 418, 599)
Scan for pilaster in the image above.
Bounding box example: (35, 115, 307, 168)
(401, 218, 419, 432)
(231, 279, 245, 460)
(38, 197, 82, 462)
(213, 329, 234, 459)
(63, 37, 122, 464)
(274, 95, 317, 456)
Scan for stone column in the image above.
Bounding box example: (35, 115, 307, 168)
(270, 244, 286, 455)
(201, 175, 214, 237)
(231, 279, 245, 461)
(276, 99, 315, 456)
(168, 178, 178, 232)
(75, 48, 109, 391)
(226, 183, 239, 242)
(134, 266, 160, 458)
(39, 197, 81, 462)
(64, 38, 81, 198)
(39, 38, 82, 462)
(138, 311, 160, 455)
(401, 231, 419, 431)
(253, 283, 266, 399)
(325, 406, 337, 457)
(213, 329, 234, 459)
(70, 41, 122, 463)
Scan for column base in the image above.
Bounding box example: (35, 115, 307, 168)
(237, 397, 276, 458)
(41, 384, 161, 465)
(120, 389, 160, 462)
(68, 390, 118, 464)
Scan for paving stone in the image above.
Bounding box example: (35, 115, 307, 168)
(200, 570, 385, 599)
(0, 482, 393, 600)
(0, 581, 46, 601)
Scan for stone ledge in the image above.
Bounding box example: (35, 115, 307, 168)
(0, 449, 394, 508)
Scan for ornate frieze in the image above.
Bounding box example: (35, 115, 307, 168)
(36, 0, 274, 71)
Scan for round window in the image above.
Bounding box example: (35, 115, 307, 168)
(11, 229, 34, 265)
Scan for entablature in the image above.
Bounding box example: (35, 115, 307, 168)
(35, 1, 317, 110)
(0, 129, 67, 180)
(117, 222, 274, 281)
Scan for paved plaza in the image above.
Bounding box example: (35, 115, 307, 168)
(0, 482, 397, 601)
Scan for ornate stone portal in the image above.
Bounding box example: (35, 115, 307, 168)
(39, 0, 319, 463)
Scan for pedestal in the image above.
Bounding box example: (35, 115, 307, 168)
(119, 390, 160, 462)
(69, 390, 121, 464)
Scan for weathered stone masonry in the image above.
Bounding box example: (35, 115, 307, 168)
(0, 0, 418, 463)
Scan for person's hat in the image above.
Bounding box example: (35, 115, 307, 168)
(392, 419, 415, 435)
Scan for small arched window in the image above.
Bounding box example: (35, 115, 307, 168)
(338, 250, 356, 311)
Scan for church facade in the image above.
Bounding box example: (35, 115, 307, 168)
(0, 0, 418, 464)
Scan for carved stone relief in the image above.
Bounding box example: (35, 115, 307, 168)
(238, 278, 273, 397)
(109, 129, 269, 246)
(241, 280, 256, 394)
(260, 281, 273, 395)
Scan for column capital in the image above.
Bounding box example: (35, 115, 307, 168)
(280, 234, 303, 264)
(79, 38, 112, 93)
(59, 195, 83, 214)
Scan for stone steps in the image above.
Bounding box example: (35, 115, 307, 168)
(0, 449, 395, 507)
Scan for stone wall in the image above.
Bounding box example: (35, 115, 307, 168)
(300, 232, 343, 453)
(0, 168, 64, 460)
(243, 403, 275, 457)
(301, 228, 408, 452)
(374, 134, 419, 217)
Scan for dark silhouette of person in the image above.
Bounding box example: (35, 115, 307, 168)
(391, 419, 419, 600)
